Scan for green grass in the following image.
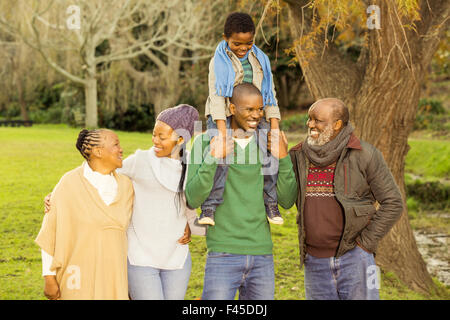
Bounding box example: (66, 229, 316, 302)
(406, 139, 450, 179)
(0, 125, 448, 300)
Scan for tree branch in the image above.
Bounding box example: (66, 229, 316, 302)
(416, 0, 450, 65)
(286, 0, 362, 99)
(30, 11, 86, 85)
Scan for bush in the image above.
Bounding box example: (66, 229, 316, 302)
(414, 98, 448, 131)
(406, 197, 419, 219)
(417, 99, 445, 115)
(281, 113, 309, 131)
(28, 105, 63, 124)
(406, 178, 450, 211)
(100, 103, 155, 132)
(3, 103, 21, 119)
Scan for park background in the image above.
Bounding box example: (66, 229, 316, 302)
(0, 0, 448, 299)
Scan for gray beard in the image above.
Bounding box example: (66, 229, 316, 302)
(307, 124, 334, 146)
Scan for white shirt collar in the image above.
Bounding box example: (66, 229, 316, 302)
(232, 135, 254, 150)
(83, 162, 118, 206)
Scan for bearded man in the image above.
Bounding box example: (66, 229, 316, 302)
(289, 98, 403, 300)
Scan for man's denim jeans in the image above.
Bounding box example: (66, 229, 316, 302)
(201, 116, 279, 213)
(304, 246, 380, 300)
(202, 252, 275, 300)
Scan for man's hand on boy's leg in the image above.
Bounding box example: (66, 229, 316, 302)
(216, 119, 228, 138)
(267, 129, 288, 159)
(269, 117, 280, 130)
(210, 135, 234, 159)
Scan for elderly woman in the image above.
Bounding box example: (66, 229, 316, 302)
(42, 105, 206, 300)
(35, 129, 134, 300)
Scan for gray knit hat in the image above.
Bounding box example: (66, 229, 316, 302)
(156, 104, 199, 143)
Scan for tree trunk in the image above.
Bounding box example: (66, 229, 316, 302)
(13, 65, 29, 121)
(17, 82, 29, 121)
(10, 47, 29, 121)
(285, 0, 449, 294)
(153, 90, 166, 117)
(84, 77, 98, 128)
(84, 43, 98, 128)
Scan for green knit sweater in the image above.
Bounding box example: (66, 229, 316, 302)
(186, 133, 297, 255)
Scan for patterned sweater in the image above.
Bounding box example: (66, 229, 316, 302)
(304, 163, 345, 258)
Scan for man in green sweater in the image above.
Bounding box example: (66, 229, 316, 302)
(186, 83, 297, 300)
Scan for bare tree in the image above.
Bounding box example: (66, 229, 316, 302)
(0, 39, 30, 120)
(109, 0, 227, 116)
(284, 0, 449, 293)
(1, 0, 211, 127)
(0, 1, 61, 121)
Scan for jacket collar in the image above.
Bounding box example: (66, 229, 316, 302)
(347, 133, 362, 150)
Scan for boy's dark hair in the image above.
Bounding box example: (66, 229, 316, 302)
(224, 12, 255, 38)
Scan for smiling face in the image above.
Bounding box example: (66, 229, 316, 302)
(306, 102, 342, 146)
(224, 31, 254, 59)
(230, 93, 264, 134)
(97, 130, 123, 169)
(152, 120, 183, 158)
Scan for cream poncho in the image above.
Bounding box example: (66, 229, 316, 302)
(35, 166, 134, 300)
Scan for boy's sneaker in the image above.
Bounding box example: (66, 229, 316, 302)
(198, 209, 215, 226)
(266, 203, 284, 225)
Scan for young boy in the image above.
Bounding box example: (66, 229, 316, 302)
(199, 12, 283, 226)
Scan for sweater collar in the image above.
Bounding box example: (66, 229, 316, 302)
(147, 147, 183, 193)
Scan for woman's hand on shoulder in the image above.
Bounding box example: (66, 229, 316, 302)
(44, 193, 52, 214)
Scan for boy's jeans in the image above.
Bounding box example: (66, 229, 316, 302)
(201, 116, 279, 213)
(202, 252, 275, 300)
(304, 246, 380, 300)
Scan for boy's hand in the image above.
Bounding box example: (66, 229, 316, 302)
(210, 135, 233, 159)
(178, 223, 191, 245)
(44, 275, 60, 300)
(268, 129, 288, 159)
(44, 193, 52, 214)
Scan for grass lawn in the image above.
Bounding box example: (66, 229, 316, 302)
(0, 124, 448, 300)
(406, 138, 450, 179)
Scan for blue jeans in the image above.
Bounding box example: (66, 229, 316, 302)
(202, 116, 279, 212)
(202, 252, 275, 300)
(127, 251, 192, 300)
(304, 246, 380, 300)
